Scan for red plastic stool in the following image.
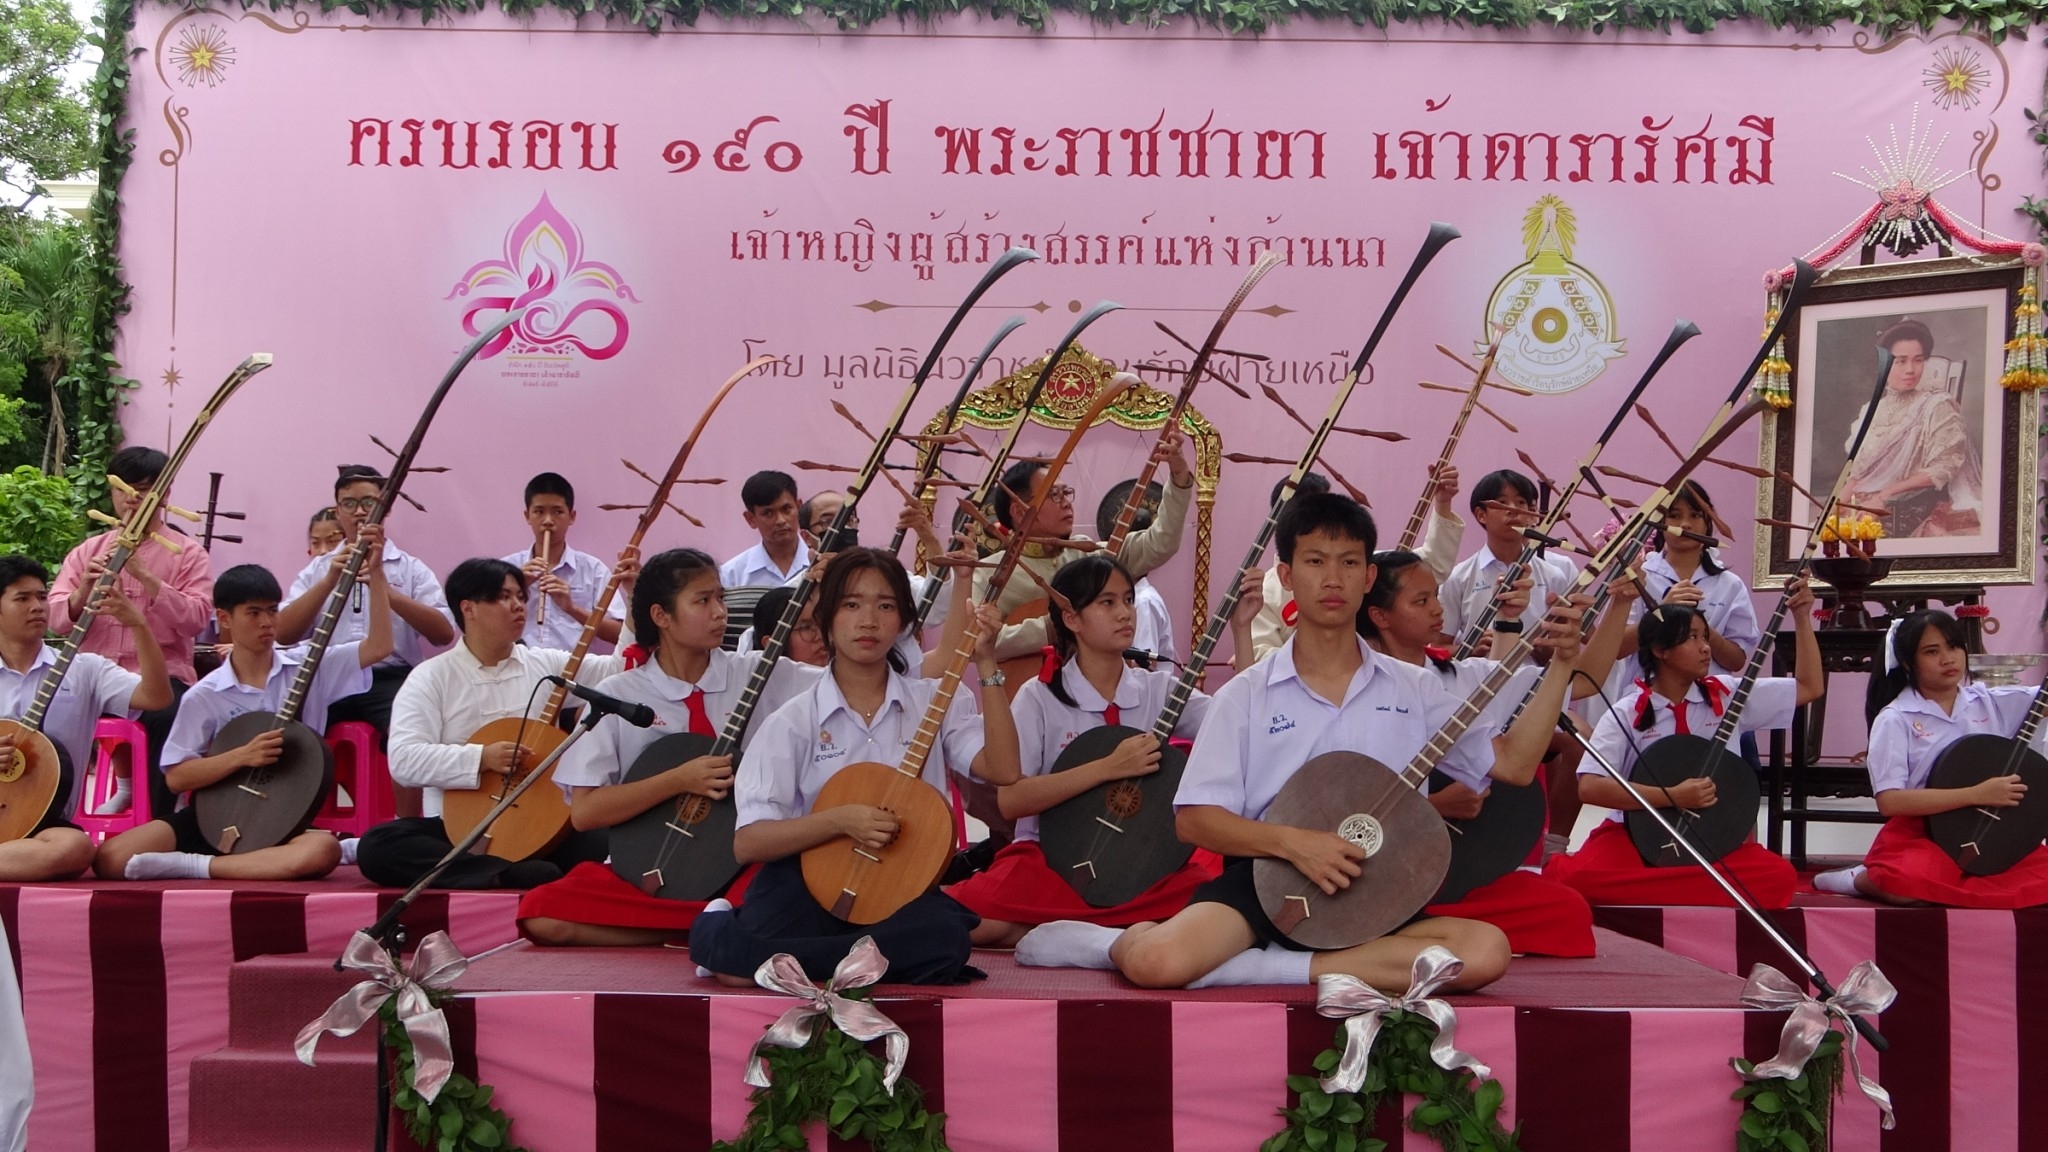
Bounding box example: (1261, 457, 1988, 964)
(72, 717, 152, 843)
(312, 721, 394, 837)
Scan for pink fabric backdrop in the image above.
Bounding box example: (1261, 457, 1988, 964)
(114, 10, 2048, 676)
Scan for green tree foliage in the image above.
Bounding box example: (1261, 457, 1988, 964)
(0, 464, 84, 570)
(0, 0, 94, 208)
(0, 216, 94, 474)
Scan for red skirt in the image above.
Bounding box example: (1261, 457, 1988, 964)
(1862, 815, 2048, 909)
(945, 841, 1222, 927)
(1543, 821, 1796, 909)
(516, 861, 761, 931)
(1426, 870, 1595, 958)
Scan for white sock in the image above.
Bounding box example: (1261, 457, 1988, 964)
(1813, 866, 1865, 896)
(1014, 921, 1121, 969)
(1187, 943, 1315, 988)
(337, 838, 360, 866)
(123, 851, 213, 880)
(91, 779, 133, 816)
(692, 899, 736, 978)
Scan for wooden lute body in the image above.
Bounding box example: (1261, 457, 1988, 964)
(446, 717, 571, 862)
(0, 722, 66, 843)
(1926, 685, 2048, 876)
(1038, 725, 1194, 907)
(801, 759, 958, 924)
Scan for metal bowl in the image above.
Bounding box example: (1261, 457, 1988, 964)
(1969, 653, 2048, 687)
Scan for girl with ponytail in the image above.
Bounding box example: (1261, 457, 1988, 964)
(1814, 609, 2048, 907)
(946, 553, 1261, 947)
(1544, 581, 1822, 909)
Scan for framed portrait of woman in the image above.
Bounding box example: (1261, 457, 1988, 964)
(1756, 256, 2038, 587)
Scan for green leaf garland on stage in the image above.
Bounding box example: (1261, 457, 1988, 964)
(1731, 1031, 1843, 1152)
(712, 987, 950, 1152)
(381, 995, 526, 1152)
(1265, 1009, 1518, 1152)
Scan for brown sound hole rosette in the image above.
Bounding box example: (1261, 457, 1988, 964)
(0, 749, 24, 784)
(678, 795, 714, 825)
(1105, 781, 1144, 820)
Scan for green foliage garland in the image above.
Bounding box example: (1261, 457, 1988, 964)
(1264, 1010, 1517, 1152)
(1731, 1030, 1844, 1152)
(74, 0, 138, 512)
(380, 996, 526, 1152)
(712, 995, 949, 1152)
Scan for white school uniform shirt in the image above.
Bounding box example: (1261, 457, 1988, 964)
(552, 650, 824, 792)
(0, 646, 140, 810)
(386, 642, 626, 816)
(1439, 549, 1577, 642)
(162, 643, 370, 790)
(1584, 673, 1798, 823)
(1866, 684, 2046, 795)
(288, 540, 451, 669)
(500, 544, 627, 652)
(1175, 635, 1496, 822)
(718, 539, 813, 593)
(1599, 552, 1763, 708)
(1424, 656, 1544, 794)
(1009, 657, 1211, 842)
(1131, 577, 1176, 662)
(737, 667, 987, 830)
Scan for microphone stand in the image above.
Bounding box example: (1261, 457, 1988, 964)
(347, 707, 606, 1151)
(1564, 723, 1889, 1053)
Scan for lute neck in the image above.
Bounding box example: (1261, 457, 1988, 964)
(1402, 633, 1535, 789)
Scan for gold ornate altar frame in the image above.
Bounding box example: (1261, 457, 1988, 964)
(914, 344, 1222, 630)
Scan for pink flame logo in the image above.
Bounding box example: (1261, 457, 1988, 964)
(446, 193, 638, 360)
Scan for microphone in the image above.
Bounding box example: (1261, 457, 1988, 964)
(543, 675, 656, 728)
(1121, 647, 1181, 670)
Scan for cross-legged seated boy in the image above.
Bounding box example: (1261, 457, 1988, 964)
(689, 548, 1020, 985)
(1016, 494, 1580, 993)
(0, 555, 173, 881)
(94, 555, 392, 881)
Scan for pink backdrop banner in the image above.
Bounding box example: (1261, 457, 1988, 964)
(114, 9, 2048, 658)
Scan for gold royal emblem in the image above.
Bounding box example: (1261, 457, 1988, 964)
(1480, 195, 1625, 395)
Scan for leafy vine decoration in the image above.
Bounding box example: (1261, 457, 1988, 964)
(1264, 1010, 1517, 1152)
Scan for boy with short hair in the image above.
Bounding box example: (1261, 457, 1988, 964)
(718, 471, 810, 589)
(0, 554, 171, 881)
(1016, 494, 1582, 994)
(94, 556, 392, 881)
(49, 445, 215, 815)
(499, 472, 626, 651)
(1437, 468, 1576, 648)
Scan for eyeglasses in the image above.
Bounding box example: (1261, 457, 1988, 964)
(790, 620, 822, 640)
(1042, 485, 1076, 504)
(336, 497, 381, 513)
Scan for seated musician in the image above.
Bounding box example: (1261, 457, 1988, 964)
(0, 555, 171, 882)
(1016, 494, 1581, 993)
(501, 472, 626, 652)
(307, 507, 344, 559)
(1357, 549, 1634, 957)
(799, 489, 849, 550)
(354, 556, 636, 891)
(1813, 610, 2048, 907)
(95, 560, 389, 881)
(1437, 469, 1576, 645)
(281, 465, 456, 816)
(1094, 482, 1179, 661)
(689, 548, 1020, 984)
(1543, 587, 1819, 908)
(49, 447, 214, 817)
(945, 553, 1260, 946)
(718, 470, 811, 589)
(1250, 465, 1465, 662)
(517, 548, 820, 946)
(972, 428, 1194, 663)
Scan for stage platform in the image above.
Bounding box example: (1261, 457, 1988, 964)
(0, 872, 2032, 1152)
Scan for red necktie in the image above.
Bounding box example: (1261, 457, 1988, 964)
(1634, 679, 1728, 736)
(1103, 703, 1120, 727)
(683, 689, 715, 737)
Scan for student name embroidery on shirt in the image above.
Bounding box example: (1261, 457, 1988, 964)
(1268, 713, 1295, 734)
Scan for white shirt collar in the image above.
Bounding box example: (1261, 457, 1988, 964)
(1890, 684, 1984, 720)
(815, 664, 911, 728)
(641, 652, 731, 700)
(1268, 634, 1383, 706)
(1055, 656, 1147, 711)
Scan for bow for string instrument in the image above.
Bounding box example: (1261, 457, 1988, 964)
(1448, 316, 1703, 658)
(886, 314, 1030, 557)
(1396, 336, 1507, 553)
(439, 355, 776, 863)
(1622, 348, 1892, 866)
(1100, 251, 1284, 556)
(800, 369, 1135, 925)
(604, 251, 1040, 902)
(0, 354, 273, 843)
(910, 301, 1117, 634)
(194, 313, 523, 855)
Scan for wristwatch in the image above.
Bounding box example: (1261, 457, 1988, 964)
(1491, 620, 1524, 634)
(979, 669, 1007, 688)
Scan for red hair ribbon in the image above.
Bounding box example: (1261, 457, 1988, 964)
(620, 643, 650, 671)
(1281, 599, 1299, 628)
(1037, 645, 1060, 683)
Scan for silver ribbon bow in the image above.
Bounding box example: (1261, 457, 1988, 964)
(294, 930, 469, 1104)
(1315, 945, 1491, 1095)
(1732, 961, 1897, 1130)
(743, 936, 909, 1094)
